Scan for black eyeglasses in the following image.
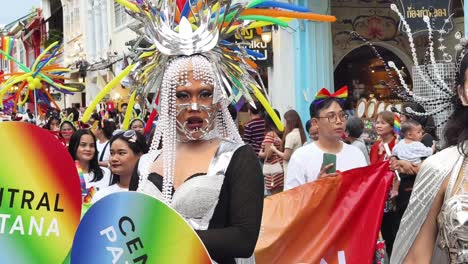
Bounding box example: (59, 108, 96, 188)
(317, 111, 348, 123)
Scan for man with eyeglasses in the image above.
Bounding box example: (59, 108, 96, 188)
(284, 90, 367, 190)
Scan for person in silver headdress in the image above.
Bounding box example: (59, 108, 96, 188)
(80, 1, 336, 262)
(390, 53, 468, 264)
(135, 55, 264, 264)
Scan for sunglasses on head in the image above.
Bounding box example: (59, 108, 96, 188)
(112, 129, 137, 142)
(113, 129, 136, 137)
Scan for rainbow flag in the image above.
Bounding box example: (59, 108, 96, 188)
(255, 162, 393, 264)
(1, 37, 14, 60)
(394, 113, 401, 137)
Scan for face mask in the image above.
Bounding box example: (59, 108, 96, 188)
(175, 102, 217, 141)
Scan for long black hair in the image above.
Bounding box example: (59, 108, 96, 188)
(264, 109, 282, 137)
(109, 131, 148, 185)
(445, 53, 468, 156)
(68, 130, 104, 182)
(98, 119, 117, 140)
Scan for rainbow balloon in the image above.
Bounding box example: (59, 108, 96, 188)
(71, 192, 211, 264)
(0, 122, 82, 263)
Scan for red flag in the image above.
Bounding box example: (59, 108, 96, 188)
(255, 161, 393, 264)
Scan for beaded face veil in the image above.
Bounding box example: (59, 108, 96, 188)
(150, 55, 244, 201)
(82, 0, 337, 202)
(166, 55, 220, 141)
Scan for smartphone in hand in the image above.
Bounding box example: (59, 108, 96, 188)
(322, 153, 337, 174)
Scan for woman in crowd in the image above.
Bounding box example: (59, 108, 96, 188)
(92, 130, 147, 203)
(259, 109, 284, 195)
(44, 115, 61, 131)
(369, 110, 398, 257)
(94, 119, 117, 167)
(391, 53, 468, 264)
(270, 109, 306, 177)
(370, 111, 397, 164)
(129, 118, 145, 136)
(68, 130, 111, 192)
(59, 121, 77, 146)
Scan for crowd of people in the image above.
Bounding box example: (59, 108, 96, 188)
(1, 61, 465, 262)
(0, 71, 463, 262)
(0, 4, 466, 261)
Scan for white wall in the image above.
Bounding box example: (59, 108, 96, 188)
(54, 92, 82, 109)
(268, 28, 296, 119)
(107, 0, 137, 55)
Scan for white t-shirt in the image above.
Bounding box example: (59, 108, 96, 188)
(285, 141, 367, 190)
(283, 128, 303, 176)
(96, 140, 110, 162)
(91, 184, 128, 203)
(83, 167, 112, 192)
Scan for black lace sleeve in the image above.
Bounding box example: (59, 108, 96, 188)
(196, 145, 264, 262)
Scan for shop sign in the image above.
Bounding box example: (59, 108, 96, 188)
(397, 0, 451, 34)
(228, 28, 273, 67)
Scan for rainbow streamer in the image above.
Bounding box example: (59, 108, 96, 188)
(394, 114, 401, 137)
(75, 161, 87, 197)
(1, 37, 14, 58)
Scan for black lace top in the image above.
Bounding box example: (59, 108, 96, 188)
(131, 145, 264, 264)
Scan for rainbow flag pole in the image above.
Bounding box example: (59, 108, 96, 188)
(394, 113, 401, 138)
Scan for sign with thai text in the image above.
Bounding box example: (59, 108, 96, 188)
(229, 28, 273, 67)
(397, 0, 451, 34)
